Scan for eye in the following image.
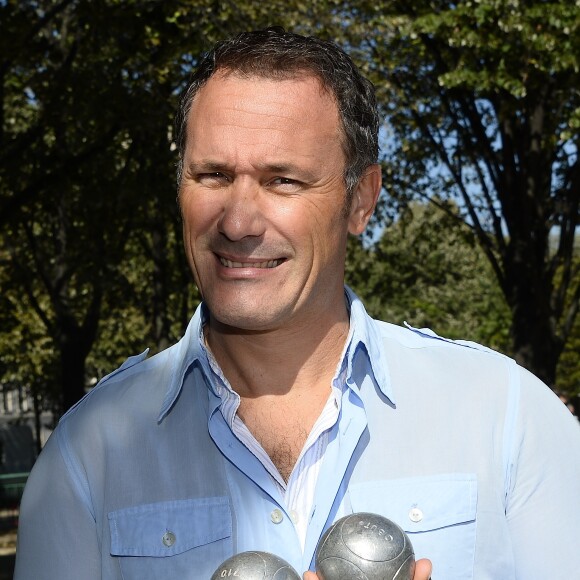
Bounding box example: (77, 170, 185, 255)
(268, 177, 302, 191)
(197, 172, 230, 185)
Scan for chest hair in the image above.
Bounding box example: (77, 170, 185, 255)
(238, 401, 314, 483)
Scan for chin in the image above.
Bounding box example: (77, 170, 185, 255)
(209, 301, 292, 333)
(213, 316, 278, 333)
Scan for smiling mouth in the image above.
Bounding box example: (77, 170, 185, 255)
(219, 257, 283, 269)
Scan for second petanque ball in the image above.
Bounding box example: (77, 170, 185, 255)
(315, 512, 415, 580)
(210, 550, 301, 579)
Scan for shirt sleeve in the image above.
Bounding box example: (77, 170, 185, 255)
(506, 366, 580, 579)
(13, 427, 101, 580)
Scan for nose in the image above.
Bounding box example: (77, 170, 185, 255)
(217, 177, 266, 241)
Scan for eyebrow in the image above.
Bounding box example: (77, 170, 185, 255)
(187, 160, 318, 182)
(186, 161, 229, 174)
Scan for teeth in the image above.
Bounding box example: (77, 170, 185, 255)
(220, 257, 281, 269)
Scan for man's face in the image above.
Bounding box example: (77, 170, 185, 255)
(179, 72, 376, 333)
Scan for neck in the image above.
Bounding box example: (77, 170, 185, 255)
(205, 302, 350, 399)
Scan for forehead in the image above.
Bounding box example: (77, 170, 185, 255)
(185, 72, 343, 151)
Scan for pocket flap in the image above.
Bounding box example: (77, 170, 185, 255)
(108, 497, 231, 557)
(350, 473, 477, 533)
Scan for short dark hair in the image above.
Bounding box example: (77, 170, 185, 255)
(175, 27, 379, 198)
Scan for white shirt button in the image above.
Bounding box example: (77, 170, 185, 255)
(162, 531, 176, 547)
(290, 510, 299, 524)
(270, 509, 284, 524)
(409, 507, 423, 523)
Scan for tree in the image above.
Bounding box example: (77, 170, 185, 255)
(340, 0, 579, 389)
(0, 0, 214, 412)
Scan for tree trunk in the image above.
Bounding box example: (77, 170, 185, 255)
(509, 297, 562, 388)
(505, 241, 564, 388)
(33, 392, 42, 456)
(58, 327, 91, 414)
(55, 291, 102, 415)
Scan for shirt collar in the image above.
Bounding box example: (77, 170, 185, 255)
(157, 302, 209, 421)
(158, 287, 394, 421)
(343, 286, 394, 404)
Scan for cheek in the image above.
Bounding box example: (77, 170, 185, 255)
(299, 219, 347, 270)
(181, 194, 220, 238)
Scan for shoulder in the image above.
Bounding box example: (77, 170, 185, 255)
(58, 343, 180, 433)
(60, 305, 207, 428)
(367, 317, 522, 418)
(372, 318, 511, 379)
(374, 318, 503, 356)
(371, 317, 577, 427)
(45, 343, 190, 492)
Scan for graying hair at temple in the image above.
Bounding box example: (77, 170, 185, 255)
(175, 27, 380, 200)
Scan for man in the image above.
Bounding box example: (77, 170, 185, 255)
(14, 28, 580, 579)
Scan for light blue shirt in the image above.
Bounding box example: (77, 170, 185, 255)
(14, 289, 580, 579)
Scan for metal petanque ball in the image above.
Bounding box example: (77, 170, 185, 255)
(210, 550, 301, 580)
(315, 512, 415, 580)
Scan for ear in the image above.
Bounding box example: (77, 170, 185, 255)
(347, 164, 382, 235)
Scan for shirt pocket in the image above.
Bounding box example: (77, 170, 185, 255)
(108, 496, 232, 580)
(349, 474, 477, 580)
